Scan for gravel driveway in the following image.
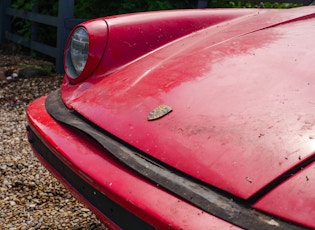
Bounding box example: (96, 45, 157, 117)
(0, 49, 107, 229)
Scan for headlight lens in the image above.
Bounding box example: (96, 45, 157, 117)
(67, 27, 89, 77)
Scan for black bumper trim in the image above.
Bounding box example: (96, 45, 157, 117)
(28, 127, 155, 230)
(42, 89, 307, 230)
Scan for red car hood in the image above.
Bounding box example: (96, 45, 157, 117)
(62, 7, 315, 204)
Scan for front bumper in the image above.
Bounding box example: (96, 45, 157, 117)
(27, 126, 153, 229)
(26, 95, 239, 230)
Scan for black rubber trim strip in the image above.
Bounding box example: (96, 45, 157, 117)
(44, 89, 308, 230)
(27, 127, 154, 230)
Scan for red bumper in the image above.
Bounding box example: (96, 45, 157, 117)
(26, 96, 239, 230)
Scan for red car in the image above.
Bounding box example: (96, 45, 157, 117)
(27, 4, 315, 230)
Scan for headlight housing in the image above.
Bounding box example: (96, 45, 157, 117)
(64, 20, 108, 84)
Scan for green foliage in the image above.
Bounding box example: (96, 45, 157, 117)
(11, 0, 34, 42)
(11, 0, 57, 47)
(74, 0, 197, 18)
(12, 0, 33, 11)
(37, 0, 58, 16)
(73, 0, 305, 19)
(209, 1, 303, 8)
(120, 0, 196, 12)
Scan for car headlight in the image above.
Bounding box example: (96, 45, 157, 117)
(64, 20, 108, 84)
(66, 27, 89, 78)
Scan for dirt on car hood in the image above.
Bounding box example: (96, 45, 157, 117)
(62, 6, 315, 205)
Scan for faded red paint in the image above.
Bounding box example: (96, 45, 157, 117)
(63, 7, 315, 199)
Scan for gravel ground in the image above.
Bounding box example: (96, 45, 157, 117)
(0, 49, 107, 229)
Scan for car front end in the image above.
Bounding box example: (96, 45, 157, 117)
(27, 6, 315, 229)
